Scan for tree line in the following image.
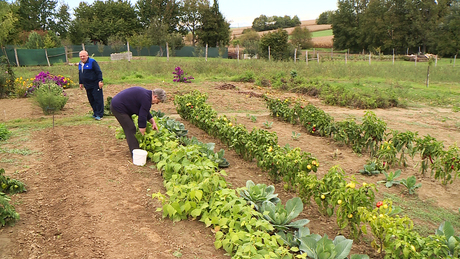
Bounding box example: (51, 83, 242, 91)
(318, 0, 460, 57)
(0, 0, 230, 51)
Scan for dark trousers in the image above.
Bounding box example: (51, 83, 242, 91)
(86, 87, 104, 117)
(111, 103, 138, 155)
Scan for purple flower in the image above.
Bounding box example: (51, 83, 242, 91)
(172, 67, 194, 83)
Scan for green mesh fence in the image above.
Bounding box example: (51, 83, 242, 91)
(1, 44, 228, 66)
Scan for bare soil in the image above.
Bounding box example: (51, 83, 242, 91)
(1, 81, 460, 259)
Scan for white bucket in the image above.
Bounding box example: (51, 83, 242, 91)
(132, 149, 148, 166)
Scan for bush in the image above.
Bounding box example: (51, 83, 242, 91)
(32, 83, 69, 115)
(0, 57, 15, 99)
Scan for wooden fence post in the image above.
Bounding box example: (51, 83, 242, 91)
(317, 53, 319, 64)
(82, 43, 85, 51)
(14, 48, 19, 67)
(268, 46, 271, 61)
(306, 50, 308, 65)
(237, 45, 239, 61)
(294, 48, 297, 63)
(345, 52, 347, 64)
(454, 54, 457, 67)
(64, 46, 68, 63)
(166, 42, 170, 60)
(205, 43, 208, 61)
(2, 47, 10, 64)
(127, 41, 131, 62)
(369, 52, 371, 65)
(392, 49, 395, 65)
(45, 49, 51, 66)
(435, 55, 438, 67)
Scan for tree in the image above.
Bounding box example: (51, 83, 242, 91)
(136, 0, 184, 35)
(25, 31, 44, 49)
(316, 11, 334, 24)
(252, 15, 269, 31)
(72, 0, 141, 44)
(331, 0, 362, 52)
(290, 26, 313, 49)
(16, 0, 58, 31)
(239, 29, 260, 57)
(180, 0, 209, 46)
(53, 4, 71, 40)
(432, 1, 460, 56)
(0, 1, 18, 47)
(145, 20, 169, 55)
(108, 35, 125, 52)
(258, 29, 291, 61)
(196, 0, 230, 47)
(127, 33, 150, 56)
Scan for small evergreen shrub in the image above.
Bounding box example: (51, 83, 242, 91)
(32, 83, 69, 115)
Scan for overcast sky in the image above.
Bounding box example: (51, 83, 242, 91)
(59, 0, 338, 27)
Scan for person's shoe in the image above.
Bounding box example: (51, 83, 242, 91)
(94, 116, 102, 121)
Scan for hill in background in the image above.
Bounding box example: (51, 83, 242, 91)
(230, 20, 333, 48)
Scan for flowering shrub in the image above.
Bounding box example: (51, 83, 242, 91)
(14, 77, 34, 98)
(172, 66, 194, 83)
(26, 71, 73, 96)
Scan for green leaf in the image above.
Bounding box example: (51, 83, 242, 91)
(190, 208, 201, 218)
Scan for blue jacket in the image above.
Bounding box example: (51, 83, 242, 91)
(78, 57, 103, 89)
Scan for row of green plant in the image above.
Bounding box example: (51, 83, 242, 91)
(258, 75, 403, 109)
(265, 97, 460, 185)
(120, 112, 368, 258)
(174, 91, 319, 185)
(172, 91, 460, 258)
(0, 168, 27, 227)
(172, 91, 381, 239)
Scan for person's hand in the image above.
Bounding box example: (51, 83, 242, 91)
(139, 128, 146, 135)
(98, 81, 103, 89)
(151, 119, 158, 131)
(79, 84, 83, 90)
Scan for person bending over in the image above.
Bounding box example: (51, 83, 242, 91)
(110, 87, 166, 155)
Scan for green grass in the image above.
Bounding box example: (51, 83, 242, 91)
(11, 57, 460, 107)
(311, 29, 333, 38)
(0, 147, 35, 155)
(384, 193, 460, 236)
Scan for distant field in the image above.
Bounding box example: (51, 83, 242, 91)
(312, 29, 333, 38)
(229, 20, 333, 48)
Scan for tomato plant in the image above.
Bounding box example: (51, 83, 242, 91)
(414, 135, 444, 176)
(389, 130, 418, 167)
(433, 144, 460, 185)
(361, 111, 387, 156)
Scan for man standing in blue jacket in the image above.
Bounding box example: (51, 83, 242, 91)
(79, 50, 104, 120)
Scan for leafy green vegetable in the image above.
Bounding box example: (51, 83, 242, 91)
(435, 221, 460, 257)
(260, 197, 309, 231)
(298, 234, 366, 259)
(401, 175, 422, 194)
(379, 170, 402, 188)
(239, 180, 280, 211)
(359, 161, 382, 176)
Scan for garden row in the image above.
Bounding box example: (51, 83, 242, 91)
(165, 91, 460, 258)
(264, 97, 460, 185)
(118, 112, 367, 258)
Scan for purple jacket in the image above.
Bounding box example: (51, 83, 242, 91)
(111, 87, 153, 128)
